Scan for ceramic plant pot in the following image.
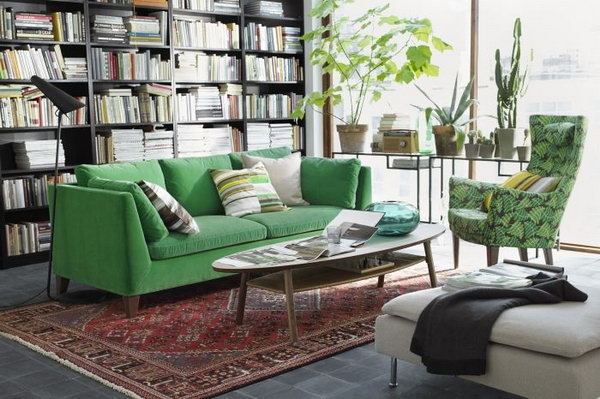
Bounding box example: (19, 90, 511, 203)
(517, 145, 531, 161)
(479, 144, 496, 158)
(464, 143, 480, 158)
(433, 125, 465, 156)
(337, 124, 369, 153)
(496, 127, 526, 159)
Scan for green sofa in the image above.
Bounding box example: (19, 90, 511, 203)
(51, 147, 372, 317)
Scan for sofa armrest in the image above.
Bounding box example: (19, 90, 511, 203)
(449, 177, 498, 210)
(50, 184, 152, 296)
(355, 166, 372, 210)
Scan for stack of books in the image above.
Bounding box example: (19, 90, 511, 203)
(173, 0, 240, 13)
(126, 15, 163, 46)
(51, 12, 86, 42)
(112, 129, 145, 162)
(91, 49, 171, 80)
(95, 85, 171, 124)
(214, 0, 240, 13)
(173, 17, 239, 49)
(13, 140, 65, 169)
(144, 127, 174, 160)
(177, 86, 223, 121)
(245, 1, 284, 17)
(63, 58, 88, 80)
(175, 52, 241, 81)
(2, 173, 76, 210)
(5, 221, 51, 256)
(134, 0, 168, 7)
(378, 113, 411, 132)
(0, 7, 15, 39)
(91, 15, 127, 44)
(245, 92, 302, 119)
(219, 83, 242, 119)
(245, 55, 303, 82)
(246, 122, 271, 150)
(269, 123, 294, 148)
(15, 13, 53, 41)
(177, 124, 235, 157)
(244, 24, 301, 53)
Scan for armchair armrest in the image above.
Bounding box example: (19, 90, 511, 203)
(51, 184, 152, 296)
(449, 177, 498, 210)
(487, 187, 563, 248)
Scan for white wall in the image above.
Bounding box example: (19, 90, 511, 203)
(303, 0, 323, 156)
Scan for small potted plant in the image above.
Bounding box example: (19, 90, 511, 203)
(516, 128, 531, 161)
(414, 75, 477, 156)
(479, 131, 496, 158)
(465, 130, 482, 158)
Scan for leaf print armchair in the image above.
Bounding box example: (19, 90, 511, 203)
(448, 114, 587, 266)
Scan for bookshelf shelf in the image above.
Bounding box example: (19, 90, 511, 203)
(0, 0, 306, 269)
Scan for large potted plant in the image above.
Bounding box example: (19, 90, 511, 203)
(291, 0, 451, 152)
(413, 75, 477, 156)
(495, 18, 530, 159)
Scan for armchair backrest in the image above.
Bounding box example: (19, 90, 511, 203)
(527, 114, 587, 196)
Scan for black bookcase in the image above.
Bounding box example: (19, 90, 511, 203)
(0, 0, 306, 269)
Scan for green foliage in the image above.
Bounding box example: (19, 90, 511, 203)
(495, 18, 530, 129)
(412, 74, 478, 135)
(291, 0, 452, 125)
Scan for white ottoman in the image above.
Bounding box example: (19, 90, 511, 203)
(375, 270, 600, 399)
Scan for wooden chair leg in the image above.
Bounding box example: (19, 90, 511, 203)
(123, 296, 140, 318)
(452, 234, 460, 269)
(55, 276, 70, 295)
(486, 246, 499, 266)
(518, 248, 529, 262)
(543, 248, 554, 265)
(377, 275, 385, 288)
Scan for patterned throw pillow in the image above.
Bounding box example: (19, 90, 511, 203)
(211, 162, 287, 217)
(484, 171, 560, 211)
(137, 180, 199, 234)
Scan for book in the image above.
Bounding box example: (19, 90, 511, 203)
(0, 45, 87, 81)
(12, 140, 65, 169)
(173, 0, 240, 13)
(245, 92, 302, 119)
(5, 220, 51, 255)
(177, 123, 237, 157)
(91, 48, 171, 81)
(444, 272, 533, 292)
(174, 52, 241, 81)
(245, 55, 303, 82)
(143, 126, 174, 160)
(245, 1, 284, 17)
(94, 90, 171, 124)
(91, 15, 127, 44)
(480, 260, 565, 279)
(2, 173, 76, 210)
(173, 16, 239, 49)
(244, 23, 301, 53)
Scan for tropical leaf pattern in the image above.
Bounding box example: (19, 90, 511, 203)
(448, 114, 587, 249)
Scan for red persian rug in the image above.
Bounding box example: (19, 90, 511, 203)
(0, 266, 443, 398)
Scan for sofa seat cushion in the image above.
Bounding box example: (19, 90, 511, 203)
(76, 160, 166, 188)
(147, 215, 267, 260)
(380, 271, 600, 359)
(243, 205, 342, 238)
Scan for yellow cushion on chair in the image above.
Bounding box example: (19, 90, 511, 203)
(484, 170, 541, 211)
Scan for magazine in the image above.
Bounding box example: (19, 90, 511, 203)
(443, 272, 532, 292)
(480, 261, 564, 279)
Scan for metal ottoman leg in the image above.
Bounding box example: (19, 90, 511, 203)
(389, 357, 398, 388)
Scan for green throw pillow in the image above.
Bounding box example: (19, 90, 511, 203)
(76, 160, 166, 188)
(229, 146, 292, 169)
(301, 157, 362, 209)
(88, 177, 169, 242)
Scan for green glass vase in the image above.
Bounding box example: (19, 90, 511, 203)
(366, 201, 420, 236)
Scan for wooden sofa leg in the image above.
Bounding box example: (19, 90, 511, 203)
(486, 246, 499, 266)
(55, 276, 70, 295)
(518, 248, 529, 262)
(123, 296, 140, 318)
(452, 234, 460, 269)
(543, 248, 554, 265)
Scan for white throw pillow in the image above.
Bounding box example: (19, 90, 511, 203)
(241, 152, 309, 206)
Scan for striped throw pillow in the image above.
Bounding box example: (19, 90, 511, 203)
(484, 170, 541, 211)
(211, 162, 287, 217)
(137, 180, 199, 234)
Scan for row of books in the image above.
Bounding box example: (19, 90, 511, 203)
(244, 24, 301, 53)
(12, 140, 64, 170)
(178, 124, 242, 157)
(0, 10, 85, 42)
(93, 85, 172, 124)
(173, 17, 240, 50)
(176, 85, 242, 121)
(97, 127, 174, 163)
(92, 0, 168, 5)
(2, 173, 76, 210)
(0, 92, 87, 128)
(245, 92, 302, 119)
(91, 13, 166, 46)
(173, 0, 241, 13)
(245, 55, 303, 82)
(91, 48, 171, 81)
(246, 122, 300, 150)
(5, 221, 51, 256)
(0, 45, 87, 81)
(175, 52, 241, 81)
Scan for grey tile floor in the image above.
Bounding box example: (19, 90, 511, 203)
(1, 234, 597, 398)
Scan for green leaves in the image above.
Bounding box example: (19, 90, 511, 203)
(293, 0, 453, 125)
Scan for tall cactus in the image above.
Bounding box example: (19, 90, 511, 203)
(495, 18, 529, 129)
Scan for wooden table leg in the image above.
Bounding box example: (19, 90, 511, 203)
(236, 272, 248, 325)
(377, 274, 385, 288)
(424, 241, 437, 288)
(283, 269, 298, 343)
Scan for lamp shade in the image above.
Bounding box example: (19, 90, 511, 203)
(30, 75, 86, 114)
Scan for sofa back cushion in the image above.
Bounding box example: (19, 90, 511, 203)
(159, 155, 232, 216)
(301, 157, 362, 209)
(76, 160, 166, 188)
(88, 177, 169, 242)
(229, 146, 292, 169)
